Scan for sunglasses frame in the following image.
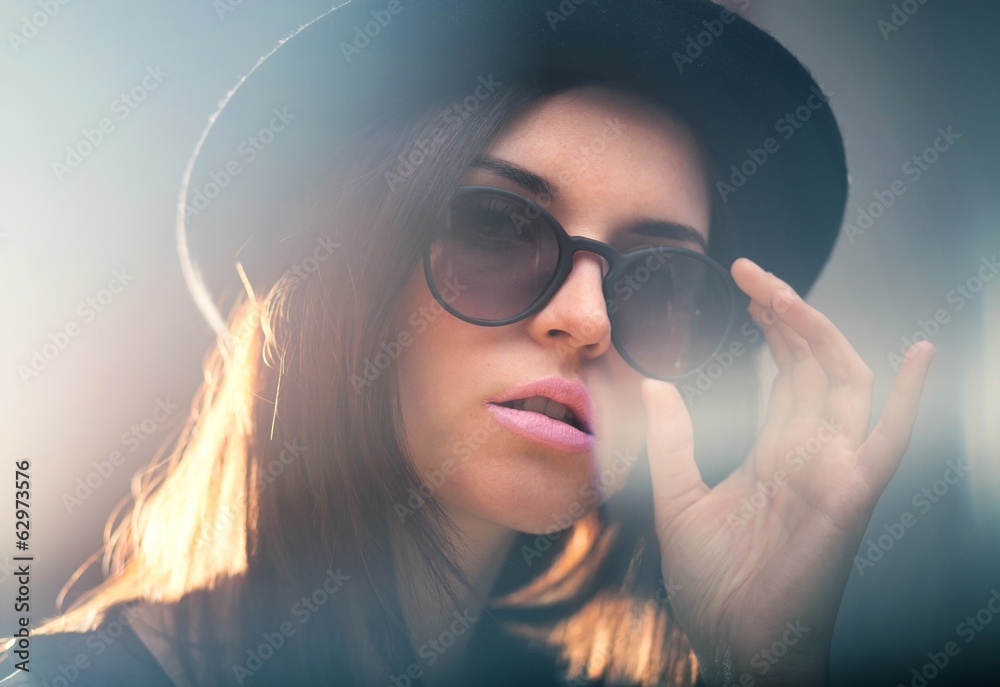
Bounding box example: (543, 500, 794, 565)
(422, 185, 738, 381)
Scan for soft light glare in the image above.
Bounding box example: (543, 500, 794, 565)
(966, 278, 1000, 522)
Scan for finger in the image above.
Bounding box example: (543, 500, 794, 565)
(768, 287, 874, 444)
(857, 341, 936, 488)
(736, 258, 873, 444)
(752, 295, 829, 425)
(748, 300, 792, 368)
(771, 304, 830, 424)
(641, 379, 709, 535)
(734, 258, 868, 386)
(748, 300, 796, 426)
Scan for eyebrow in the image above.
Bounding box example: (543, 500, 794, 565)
(471, 155, 556, 202)
(626, 219, 709, 252)
(469, 155, 709, 252)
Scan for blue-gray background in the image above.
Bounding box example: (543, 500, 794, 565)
(1, 1, 997, 684)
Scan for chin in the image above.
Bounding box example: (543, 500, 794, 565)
(440, 443, 632, 536)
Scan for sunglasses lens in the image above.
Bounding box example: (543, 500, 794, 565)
(427, 190, 559, 321)
(610, 251, 731, 378)
(427, 188, 732, 379)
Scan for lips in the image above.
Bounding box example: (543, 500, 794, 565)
(484, 376, 596, 453)
(496, 396, 585, 431)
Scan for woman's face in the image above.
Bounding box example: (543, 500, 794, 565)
(395, 85, 710, 535)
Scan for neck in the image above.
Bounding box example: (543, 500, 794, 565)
(390, 505, 517, 685)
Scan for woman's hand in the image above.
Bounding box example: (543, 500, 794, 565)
(642, 257, 935, 687)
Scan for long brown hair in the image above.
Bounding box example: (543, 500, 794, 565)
(35, 76, 761, 686)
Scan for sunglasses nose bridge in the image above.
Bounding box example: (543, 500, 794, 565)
(564, 236, 615, 280)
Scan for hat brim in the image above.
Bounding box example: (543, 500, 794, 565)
(177, 0, 847, 335)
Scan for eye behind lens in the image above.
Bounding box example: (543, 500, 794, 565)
(449, 191, 546, 246)
(607, 250, 733, 380)
(426, 188, 562, 323)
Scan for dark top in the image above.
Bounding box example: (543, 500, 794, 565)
(0, 615, 175, 686)
(0, 605, 582, 686)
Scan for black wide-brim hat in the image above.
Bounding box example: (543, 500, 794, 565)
(177, 0, 847, 336)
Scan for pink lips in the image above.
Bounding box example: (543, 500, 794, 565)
(484, 376, 596, 453)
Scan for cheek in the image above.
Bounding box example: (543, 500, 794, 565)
(394, 273, 476, 469)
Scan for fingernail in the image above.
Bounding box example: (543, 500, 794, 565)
(906, 342, 936, 359)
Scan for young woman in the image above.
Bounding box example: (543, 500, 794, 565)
(3, 1, 934, 685)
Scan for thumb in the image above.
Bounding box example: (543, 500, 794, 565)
(641, 378, 708, 533)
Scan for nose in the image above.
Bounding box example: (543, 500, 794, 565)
(525, 250, 612, 361)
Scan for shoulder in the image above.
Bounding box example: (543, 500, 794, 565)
(0, 616, 176, 687)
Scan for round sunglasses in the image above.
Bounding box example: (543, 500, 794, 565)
(423, 186, 736, 380)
